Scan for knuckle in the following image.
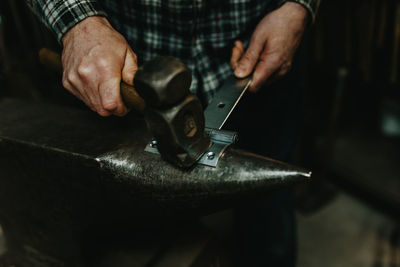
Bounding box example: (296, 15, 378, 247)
(66, 72, 78, 85)
(77, 64, 92, 78)
(96, 57, 111, 69)
(128, 63, 138, 73)
(103, 100, 119, 112)
(270, 56, 283, 67)
(244, 50, 257, 61)
(62, 76, 71, 89)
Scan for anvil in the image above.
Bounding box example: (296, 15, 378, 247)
(0, 97, 310, 266)
(0, 97, 310, 212)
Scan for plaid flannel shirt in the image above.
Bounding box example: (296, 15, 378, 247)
(27, 0, 320, 103)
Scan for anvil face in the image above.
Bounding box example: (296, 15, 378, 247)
(0, 98, 310, 215)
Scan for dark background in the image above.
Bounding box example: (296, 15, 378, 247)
(0, 0, 399, 266)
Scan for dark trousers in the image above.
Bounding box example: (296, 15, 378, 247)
(224, 60, 305, 267)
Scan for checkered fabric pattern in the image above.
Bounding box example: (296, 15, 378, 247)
(26, 0, 320, 104)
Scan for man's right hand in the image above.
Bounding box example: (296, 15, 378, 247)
(61, 16, 137, 117)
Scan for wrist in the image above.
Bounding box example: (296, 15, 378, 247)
(62, 16, 111, 46)
(281, 2, 308, 21)
(280, 0, 320, 23)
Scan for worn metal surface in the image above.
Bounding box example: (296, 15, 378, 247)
(0, 98, 310, 266)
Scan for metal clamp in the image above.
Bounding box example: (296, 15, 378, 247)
(145, 128, 238, 167)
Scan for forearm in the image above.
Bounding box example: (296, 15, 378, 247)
(276, 0, 321, 22)
(25, 0, 107, 42)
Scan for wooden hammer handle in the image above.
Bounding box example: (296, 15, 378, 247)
(39, 48, 146, 112)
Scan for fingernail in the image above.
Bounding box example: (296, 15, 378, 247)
(234, 64, 246, 77)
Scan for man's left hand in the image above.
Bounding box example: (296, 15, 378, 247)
(230, 2, 308, 92)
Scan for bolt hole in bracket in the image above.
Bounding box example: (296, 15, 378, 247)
(144, 128, 238, 167)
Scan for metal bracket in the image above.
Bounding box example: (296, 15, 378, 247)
(144, 128, 238, 167)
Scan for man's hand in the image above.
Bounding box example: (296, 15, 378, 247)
(230, 2, 308, 92)
(61, 16, 137, 116)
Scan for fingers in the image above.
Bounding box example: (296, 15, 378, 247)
(234, 36, 264, 78)
(230, 40, 244, 69)
(122, 48, 138, 86)
(60, 17, 134, 117)
(62, 71, 84, 103)
(230, 2, 306, 92)
(62, 68, 110, 115)
(230, 38, 284, 92)
(250, 51, 292, 92)
(77, 62, 114, 116)
(250, 53, 280, 92)
(62, 50, 134, 117)
(98, 48, 138, 117)
(99, 76, 128, 117)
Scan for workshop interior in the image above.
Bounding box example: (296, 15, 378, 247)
(0, 0, 399, 266)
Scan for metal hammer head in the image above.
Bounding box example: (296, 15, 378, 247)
(134, 57, 210, 168)
(135, 56, 192, 109)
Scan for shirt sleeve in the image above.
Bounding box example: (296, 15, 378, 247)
(276, 0, 321, 23)
(25, 0, 107, 42)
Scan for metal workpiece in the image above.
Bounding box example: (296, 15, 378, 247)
(204, 75, 252, 129)
(145, 127, 239, 167)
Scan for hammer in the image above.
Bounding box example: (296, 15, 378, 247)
(39, 48, 210, 168)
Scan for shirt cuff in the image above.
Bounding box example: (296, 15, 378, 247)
(276, 0, 321, 23)
(42, 0, 107, 42)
